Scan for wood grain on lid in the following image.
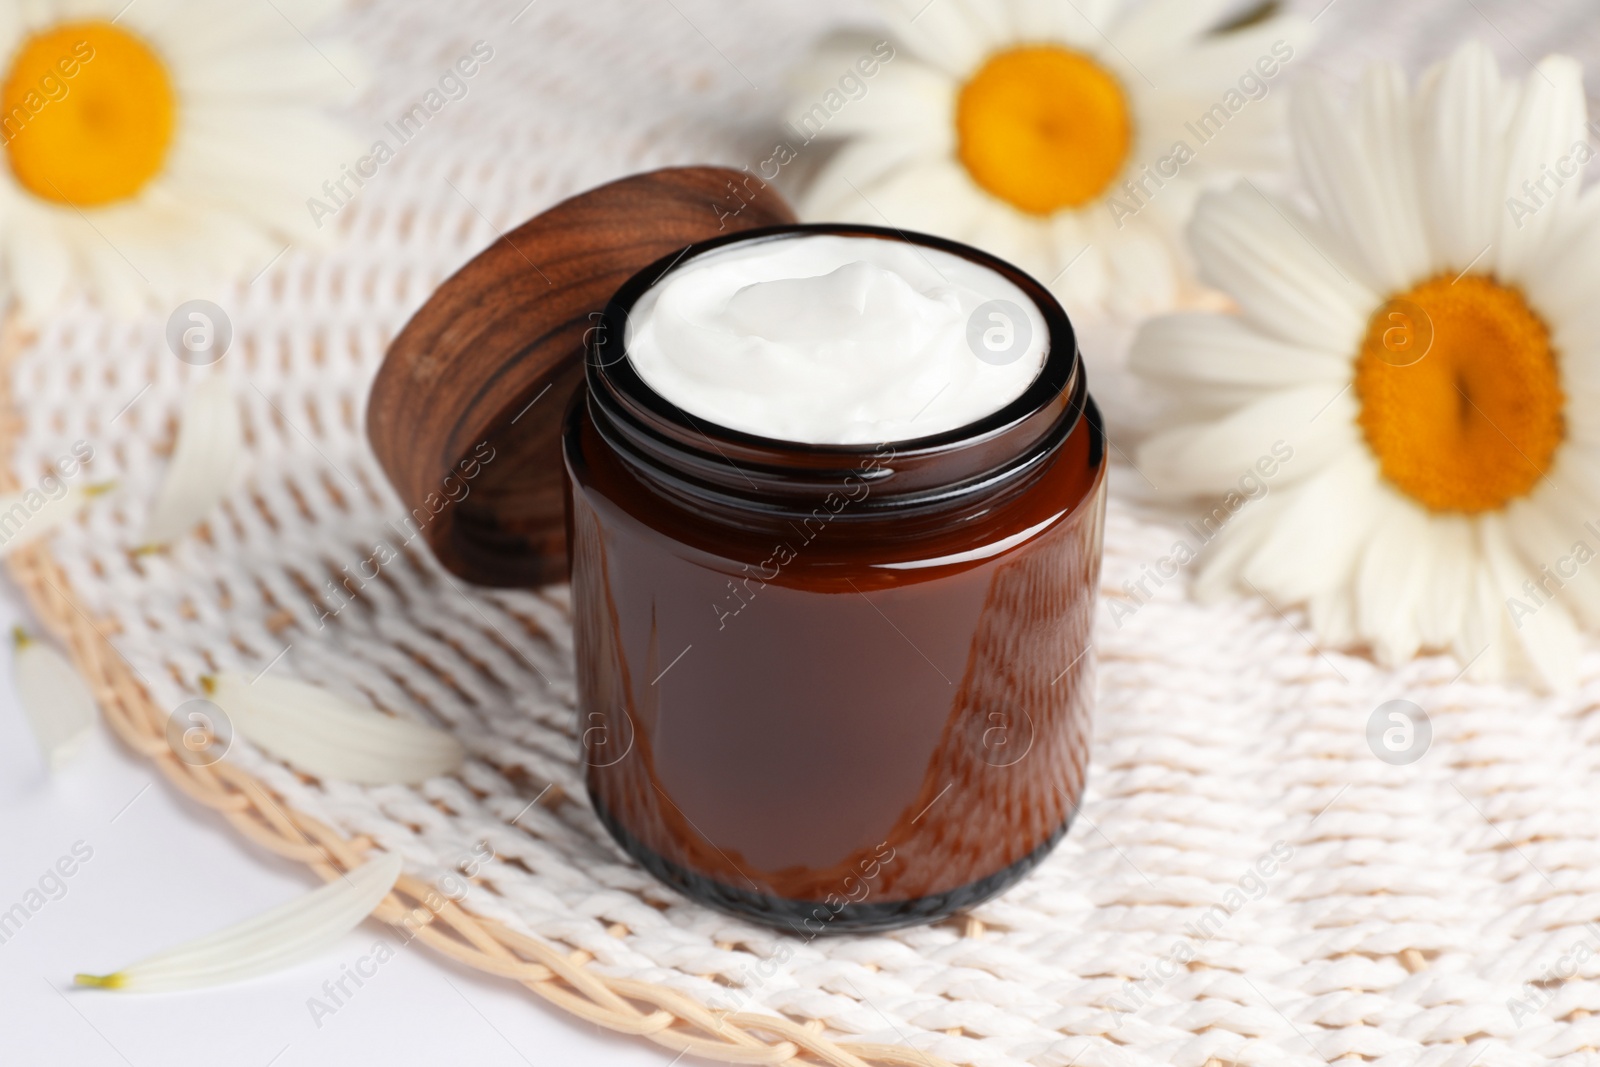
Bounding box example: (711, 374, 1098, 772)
(367, 166, 796, 587)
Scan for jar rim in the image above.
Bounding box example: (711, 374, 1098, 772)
(582, 223, 1089, 518)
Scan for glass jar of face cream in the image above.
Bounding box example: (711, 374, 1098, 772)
(370, 169, 1105, 935)
(567, 224, 1105, 933)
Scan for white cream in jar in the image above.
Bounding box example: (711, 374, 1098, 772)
(623, 234, 1050, 444)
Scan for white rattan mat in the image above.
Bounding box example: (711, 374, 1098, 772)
(13, 0, 1600, 1064)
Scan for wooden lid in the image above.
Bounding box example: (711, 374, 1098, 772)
(367, 167, 796, 587)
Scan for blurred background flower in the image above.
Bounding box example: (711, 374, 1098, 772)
(789, 0, 1310, 320)
(0, 0, 363, 315)
(1132, 41, 1598, 689)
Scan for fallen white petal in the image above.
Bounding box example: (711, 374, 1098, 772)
(0, 481, 113, 556)
(12, 628, 95, 770)
(76, 852, 402, 992)
(141, 374, 243, 547)
(206, 670, 464, 784)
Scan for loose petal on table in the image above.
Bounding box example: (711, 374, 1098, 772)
(75, 852, 403, 993)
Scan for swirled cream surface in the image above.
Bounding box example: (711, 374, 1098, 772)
(624, 234, 1049, 444)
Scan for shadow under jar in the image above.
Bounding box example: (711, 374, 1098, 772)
(565, 223, 1106, 934)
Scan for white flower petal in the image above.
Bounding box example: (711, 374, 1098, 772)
(797, 138, 942, 222)
(1129, 312, 1349, 402)
(6, 211, 71, 312)
(1353, 490, 1433, 664)
(1480, 512, 1579, 691)
(141, 374, 243, 548)
(820, 156, 999, 243)
(1236, 452, 1381, 608)
(1137, 384, 1359, 494)
(785, 55, 956, 151)
(1131, 73, 1290, 175)
(1047, 236, 1110, 316)
(207, 670, 464, 785)
(1002, 0, 1105, 46)
(1307, 584, 1359, 650)
(1097, 221, 1179, 319)
(1191, 492, 1281, 602)
(1352, 62, 1429, 224)
(1103, 0, 1234, 62)
(12, 628, 95, 770)
(1503, 479, 1600, 631)
(1561, 390, 1600, 449)
(878, 0, 1006, 77)
(1132, 17, 1311, 93)
(1290, 68, 1432, 293)
(1554, 308, 1600, 395)
(1417, 41, 1506, 273)
(1410, 511, 1475, 655)
(1187, 184, 1377, 352)
(1520, 186, 1600, 335)
(1492, 55, 1588, 284)
(76, 853, 402, 992)
(1191, 456, 1381, 659)
(0, 480, 111, 556)
(1456, 545, 1510, 681)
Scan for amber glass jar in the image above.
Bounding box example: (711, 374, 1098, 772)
(564, 224, 1105, 933)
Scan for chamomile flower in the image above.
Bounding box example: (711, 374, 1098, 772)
(790, 0, 1309, 317)
(1132, 41, 1600, 689)
(0, 0, 361, 314)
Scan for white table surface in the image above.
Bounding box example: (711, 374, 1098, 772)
(0, 576, 673, 1067)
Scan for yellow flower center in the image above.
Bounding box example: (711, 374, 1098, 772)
(1355, 274, 1564, 513)
(955, 45, 1131, 216)
(3, 21, 176, 206)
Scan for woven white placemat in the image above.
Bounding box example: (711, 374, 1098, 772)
(12, 1, 1600, 1064)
